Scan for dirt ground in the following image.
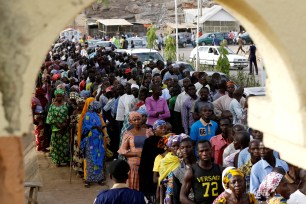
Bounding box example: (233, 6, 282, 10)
(34, 152, 111, 204)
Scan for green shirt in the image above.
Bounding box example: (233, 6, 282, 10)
(169, 96, 177, 111)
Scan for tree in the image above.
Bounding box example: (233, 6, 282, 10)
(146, 25, 157, 49)
(215, 41, 230, 76)
(164, 35, 176, 61)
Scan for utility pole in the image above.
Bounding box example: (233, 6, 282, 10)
(200, 0, 202, 16)
(175, 0, 179, 62)
(196, 0, 200, 71)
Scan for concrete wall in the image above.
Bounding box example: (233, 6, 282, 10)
(1, 0, 306, 202)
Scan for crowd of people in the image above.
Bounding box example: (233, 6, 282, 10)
(31, 35, 306, 204)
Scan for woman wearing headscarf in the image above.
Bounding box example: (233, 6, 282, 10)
(32, 87, 49, 151)
(80, 90, 91, 99)
(79, 99, 109, 188)
(257, 171, 290, 203)
(46, 89, 70, 166)
(118, 111, 154, 191)
(213, 167, 257, 204)
(139, 120, 168, 203)
(70, 97, 85, 177)
(159, 134, 188, 204)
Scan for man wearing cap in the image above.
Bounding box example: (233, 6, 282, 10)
(93, 160, 146, 204)
(213, 81, 245, 118)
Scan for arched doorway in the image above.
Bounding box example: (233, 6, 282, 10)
(1, 0, 306, 203)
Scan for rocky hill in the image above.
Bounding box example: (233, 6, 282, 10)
(84, 0, 214, 27)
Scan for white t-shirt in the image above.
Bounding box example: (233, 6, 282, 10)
(174, 91, 190, 112)
(162, 88, 171, 100)
(287, 190, 306, 204)
(115, 94, 136, 121)
(229, 98, 243, 124)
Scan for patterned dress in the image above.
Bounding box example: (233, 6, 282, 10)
(213, 192, 258, 204)
(46, 103, 70, 165)
(32, 97, 48, 151)
(70, 114, 83, 173)
(81, 111, 105, 183)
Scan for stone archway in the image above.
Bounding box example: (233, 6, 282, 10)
(216, 0, 306, 170)
(1, 0, 306, 203)
(0, 0, 95, 202)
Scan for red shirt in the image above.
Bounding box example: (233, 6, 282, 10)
(79, 80, 86, 91)
(210, 134, 230, 165)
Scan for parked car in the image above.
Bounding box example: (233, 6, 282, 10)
(126, 37, 146, 49)
(189, 46, 248, 70)
(88, 40, 114, 50)
(171, 61, 194, 72)
(115, 48, 165, 64)
(197, 32, 224, 45)
(164, 34, 188, 48)
(240, 32, 253, 44)
(178, 32, 192, 44)
(219, 32, 235, 45)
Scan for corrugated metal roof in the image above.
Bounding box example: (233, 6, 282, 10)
(184, 5, 237, 23)
(96, 19, 133, 26)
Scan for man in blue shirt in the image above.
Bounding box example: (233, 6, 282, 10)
(237, 129, 279, 168)
(190, 103, 218, 143)
(94, 160, 146, 204)
(250, 141, 289, 194)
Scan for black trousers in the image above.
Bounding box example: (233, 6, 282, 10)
(249, 56, 258, 74)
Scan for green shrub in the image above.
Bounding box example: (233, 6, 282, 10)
(164, 35, 176, 61)
(146, 25, 157, 49)
(215, 42, 230, 76)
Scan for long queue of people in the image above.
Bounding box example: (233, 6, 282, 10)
(32, 37, 306, 204)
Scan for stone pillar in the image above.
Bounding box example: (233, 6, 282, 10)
(216, 0, 306, 169)
(0, 137, 23, 204)
(0, 0, 95, 202)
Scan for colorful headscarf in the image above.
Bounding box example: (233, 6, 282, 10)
(129, 111, 142, 122)
(54, 89, 65, 96)
(166, 134, 189, 148)
(223, 168, 245, 189)
(158, 133, 174, 149)
(222, 167, 235, 193)
(137, 107, 147, 116)
(80, 90, 91, 99)
(257, 172, 284, 199)
(69, 91, 79, 99)
(77, 97, 95, 146)
(153, 119, 166, 130)
(88, 101, 102, 112)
